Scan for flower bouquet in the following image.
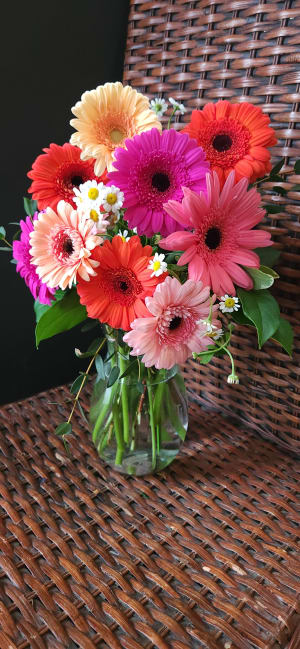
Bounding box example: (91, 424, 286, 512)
(2, 82, 294, 476)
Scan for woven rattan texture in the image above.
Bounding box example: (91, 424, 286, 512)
(123, 0, 300, 453)
(0, 385, 299, 649)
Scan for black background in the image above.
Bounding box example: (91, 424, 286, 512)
(0, 0, 129, 405)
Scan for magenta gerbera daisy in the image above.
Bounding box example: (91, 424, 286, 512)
(123, 277, 220, 369)
(13, 213, 55, 304)
(107, 128, 210, 237)
(160, 171, 272, 296)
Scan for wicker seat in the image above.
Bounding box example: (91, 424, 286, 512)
(0, 3, 299, 648)
(123, 0, 300, 455)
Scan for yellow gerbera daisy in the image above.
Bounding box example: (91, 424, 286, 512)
(70, 82, 161, 175)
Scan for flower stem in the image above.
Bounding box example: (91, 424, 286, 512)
(119, 351, 130, 445)
(68, 338, 106, 425)
(147, 372, 156, 471)
(167, 107, 177, 129)
(112, 403, 124, 465)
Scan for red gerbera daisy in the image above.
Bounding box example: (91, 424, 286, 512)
(76, 235, 167, 331)
(27, 142, 107, 211)
(182, 101, 277, 186)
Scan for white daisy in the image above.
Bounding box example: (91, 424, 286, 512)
(227, 373, 240, 385)
(148, 252, 167, 277)
(198, 319, 223, 341)
(219, 295, 240, 313)
(77, 204, 109, 234)
(169, 97, 186, 115)
(73, 180, 105, 210)
(117, 229, 130, 242)
(150, 98, 168, 117)
(101, 185, 124, 214)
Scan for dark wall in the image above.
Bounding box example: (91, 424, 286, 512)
(0, 0, 129, 405)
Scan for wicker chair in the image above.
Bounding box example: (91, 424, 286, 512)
(123, 0, 300, 455)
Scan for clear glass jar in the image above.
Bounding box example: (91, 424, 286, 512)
(89, 348, 188, 476)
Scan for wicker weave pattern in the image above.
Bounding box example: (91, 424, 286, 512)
(123, 0, 300, 453)
(0, 385, 299, 648)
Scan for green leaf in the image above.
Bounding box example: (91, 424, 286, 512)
(81, 319, 98, 333)
(291, 184, 300, 191)
(119, 358, 138, 379)
(35, 289, 87, 347)
(260, 265, 279, 279)
(254, 248, 280, 268)
(245, 267, 275, 290)
(270, 159, 285, 176)
(0, 226, 6, 239)
(12, 229, 21, 241)
(70, 374, 86, 394)
(107, 366, 120, 388)
(95, 355, 105, 380)
(0, 247, 11, 251)
(77, 401, 88, 424)
(194, 350, 216, 364)
(232, 309, 254, 327)
(34, 290, 65, 324)
(10, 259, 18, 264)
(273, 186, 287, 196)
(55, 422, 72, 436)
(237, 288, 280, 348)
(265, 204, 283, 214)
(294, 160, 300, 174)
(271, 317, 294, 357)
(24, 197, 38, 216)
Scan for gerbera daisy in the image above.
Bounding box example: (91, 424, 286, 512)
(13, 213, 55, 305)
(27, 143, 107, 211)
(29, 200, 101, 290)
(123, 277, 220, 370)
(76, 235, 167, 331)
(182, 101, 277, 185)
(108, 128, 210, 237)
(70, 82, 161, 176)
(160, 171, 272, 296)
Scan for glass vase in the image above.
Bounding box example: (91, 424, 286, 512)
(89, 348, 188, 476)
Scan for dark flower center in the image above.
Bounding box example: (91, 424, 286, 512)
(205, 227, 221, 250)
(120, 281, 129, 293)
(71, 175, 84, 186)
(169, 316, 182, 330)
(212, 134, 232, 152)
(63, 237, 74, 255)
(152, 172, 170, 192)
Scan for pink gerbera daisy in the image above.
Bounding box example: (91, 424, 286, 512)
(107, 128, 210, 237)
(29, 201, 101, 290)
(160, 171, 272, 295)
(13, 213, 55, 304)
(124, 276, 220, 370)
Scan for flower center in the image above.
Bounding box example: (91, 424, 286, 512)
(90, 209, 99, 222)
(110, 128, 124, 144)
(153, 260, 161, 271)
(151, 172, 170, 192)
(101, 267, 143, 307)
(212, 133, 232, 152)
(225, 297, 235, 308)
(106, 192, 117, 205)
(119, 280, 129, 292)
(205, 227, 222, 250)
(71, 175, 83, 187)
(169, 316, 182, 330)
(88, 187, 99, 200)
(62, 237, 74, 255)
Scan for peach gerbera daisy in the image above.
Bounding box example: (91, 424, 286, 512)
(29, 201, 101, 291)
(182, 101, 277, 186)
(70, 82, 162, 176)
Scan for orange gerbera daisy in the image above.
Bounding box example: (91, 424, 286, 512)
(70, 82, 161, 176)
(76, 235, 167, 331)
(182, 101, 277, 186)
